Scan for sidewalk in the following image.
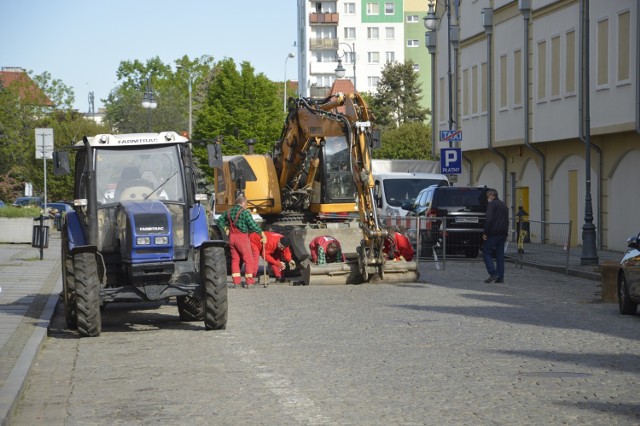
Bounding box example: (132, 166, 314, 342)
(0, 230, 625, 425)
(0, 232, 61, 426)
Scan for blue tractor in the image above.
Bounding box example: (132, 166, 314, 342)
(53, 132, 227, 337)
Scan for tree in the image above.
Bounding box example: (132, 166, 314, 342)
(371, 61, 428, 130)
(103, 55, 214, 134)
(373, 121, 435, 160)
(194, 58, 282, 155)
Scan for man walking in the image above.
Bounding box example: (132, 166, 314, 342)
(217, 195, 266, 288)
(482, 189, 509, 283)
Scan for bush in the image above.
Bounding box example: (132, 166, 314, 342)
(0, 206, 42, 218)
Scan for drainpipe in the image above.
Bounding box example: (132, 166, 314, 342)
(519, 0, 546, 241)
(483, 8, 507, 197)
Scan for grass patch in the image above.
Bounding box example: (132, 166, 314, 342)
(0, 206, 42, 218)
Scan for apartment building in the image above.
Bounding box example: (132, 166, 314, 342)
(429, 0, 638, 252)
(297, 0, 433, 109)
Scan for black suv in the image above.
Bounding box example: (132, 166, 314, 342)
(410, 185, 488, 258)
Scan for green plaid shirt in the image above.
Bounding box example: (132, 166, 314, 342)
(317, 246, 343, 265)
(217, 205, 262, 234)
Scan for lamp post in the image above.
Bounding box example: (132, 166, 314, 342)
(141, 78, 157, 132)
(177, 65, 193, 138)
(426, 29, 437, 158)
(334, 42, 356, 93)
(424, 0, 457, 147)
(579, 0, 598, 265)
(284, 52, 294, 113)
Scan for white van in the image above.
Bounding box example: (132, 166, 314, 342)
(372, 160, 449, 217)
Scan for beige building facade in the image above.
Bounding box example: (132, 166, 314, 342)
(430, 0, 639, 252)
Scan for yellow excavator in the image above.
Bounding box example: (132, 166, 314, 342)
(208, 93, 418, 285)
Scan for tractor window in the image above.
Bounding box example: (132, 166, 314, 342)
(95, 145, 185, 204)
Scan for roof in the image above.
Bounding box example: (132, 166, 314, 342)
(0, 68, 53, 106)
(329, 79, 355, 96)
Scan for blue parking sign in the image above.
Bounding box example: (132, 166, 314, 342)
(440, 148, 462, 174)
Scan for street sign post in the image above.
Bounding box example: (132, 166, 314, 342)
(440, 148, 462, 174)
(35, 128, 54, 210)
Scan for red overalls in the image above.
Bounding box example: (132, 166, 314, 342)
(384, 232, 415, 261)
(228, 208, 256, 286)
(250, 231, 292, 278)
(309, 236, 345, 264)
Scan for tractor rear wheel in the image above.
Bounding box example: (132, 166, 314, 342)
(74, 252, 101, 337)
(61, 223, 77, 329)
(202, 246, 228, 330)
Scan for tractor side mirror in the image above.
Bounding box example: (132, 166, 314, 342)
(371, 129, 381, 149)
(52, 151, 71, 176)
(207, 143, 223, 169)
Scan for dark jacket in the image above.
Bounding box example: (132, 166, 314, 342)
(484, 198, 509, 236)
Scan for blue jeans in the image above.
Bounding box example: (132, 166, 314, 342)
(483, 234, 507, 279)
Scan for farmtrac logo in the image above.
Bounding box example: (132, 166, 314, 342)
(139, 226, 165, 232)
(117, 137, 159, 144)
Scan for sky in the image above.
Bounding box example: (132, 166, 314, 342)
(0, 0, 298, 112)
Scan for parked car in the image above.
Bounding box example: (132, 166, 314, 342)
(0, 200, 5, 208)
(12, 196, 43, 207)
(618, 232, 640, 315)
(409, 185, 489, 258)
(45, 202, 74, 230)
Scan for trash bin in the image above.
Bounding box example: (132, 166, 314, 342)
(32, 222, 49, 249)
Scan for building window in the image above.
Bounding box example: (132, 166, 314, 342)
(385, 51, 395, 63)
(472, 65, 478, 115)
(368, 76, 380, 88)
(514, 49, 522, 106)
(551, 35, 561, 98)
(385, 3, 394, 15)
(537, 40, 547, 100)
(462, 68, 469, 117)
(344, 27, 356, 39)
(344, 2, 355, 15)
(367, 3, 380, 15)
(385, 27, 395, 40)
(406, 15, 419, 23)
(481, 62, 487, 113)
(407, 39, 419, 48)
(597, 18, 609, 87)
(565, 31, 576, 95)
(368, 52, 380, 64)
(617, 10, 630, 83)
(500, 54, 508, 109)
(413, 63, 420, 72)
(368, 27, 379, 40)
(345, 51, 355, 64)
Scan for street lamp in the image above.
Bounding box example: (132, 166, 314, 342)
(177, 65, 193, 138)
(141, 78, 157, 132)
(284, 52, 294, 113)
(424, 0, 457, 147)
(426, 29, 437, 158)
(334, 43, 356, 93)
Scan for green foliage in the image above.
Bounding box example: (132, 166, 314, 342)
(370, 61, 428, 130)
(194, 58, 282, 154)
(30, 71, 75, 110)
(104, 55, 215, 135)
(373, 121, 435, 160)
(0, 205, 42, 218)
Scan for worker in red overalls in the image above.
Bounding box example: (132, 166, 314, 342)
(217, 195, 265, 288)
(250, 231, 295, 282)
(384, 228, 415, 261)
(308, 235, 346, 265)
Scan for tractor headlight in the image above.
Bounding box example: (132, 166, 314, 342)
(154, 236, 169, 245)
(136, 236, 151, 245)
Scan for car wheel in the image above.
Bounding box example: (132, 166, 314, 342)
(618, 273, 638, 315)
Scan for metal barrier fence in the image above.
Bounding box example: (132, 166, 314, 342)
(378, 215, 572, 273)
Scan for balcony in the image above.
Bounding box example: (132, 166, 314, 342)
(309, 12, 339, 25)
(310, 85, 331, 98)
(309, 38, 338, 50)
(310, 61, 340, 75)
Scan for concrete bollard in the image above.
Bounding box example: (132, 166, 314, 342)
(600, 261, 619, 303)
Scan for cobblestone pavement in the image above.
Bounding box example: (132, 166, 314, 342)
(9, 258, 640, 425)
